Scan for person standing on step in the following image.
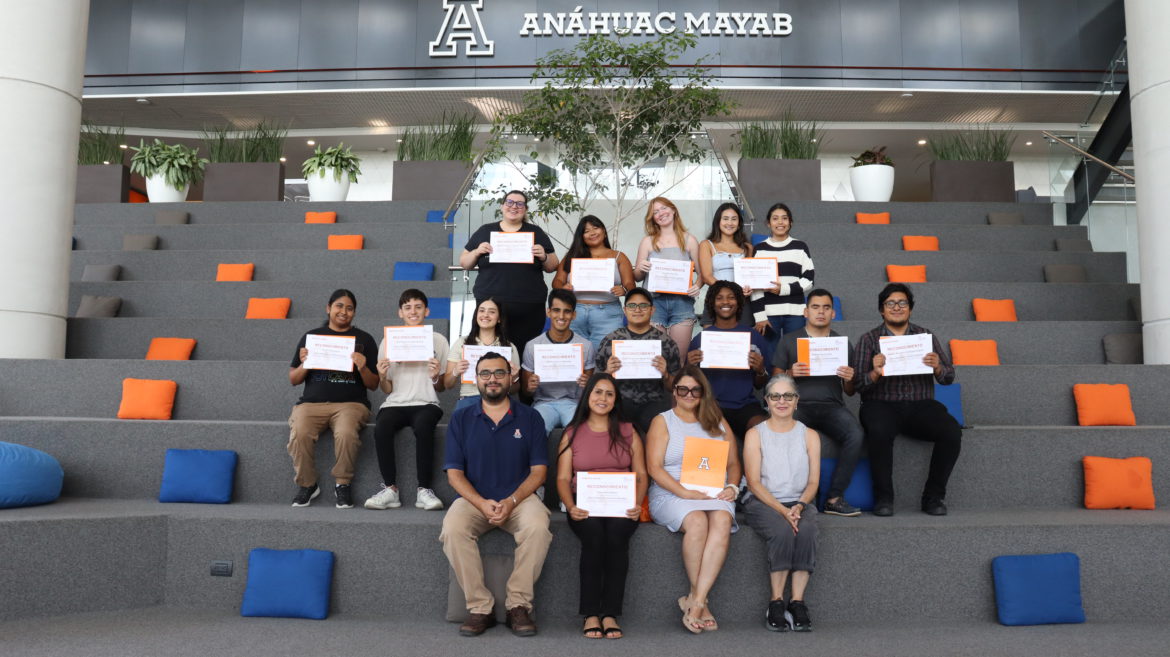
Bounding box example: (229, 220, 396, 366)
(459, 190, 559, 356)
(743, 373, 820, 633)
(552, 215, 636, 351)
(855, 283, 962, 517)
(520, 289, 596, 435)
(697, 202, 753, 326)
(364, 289, 448, 512)
(445, 297, 520, 414)
(633, 197, 702, 360)
(749, 203, 815, 350)
(772, 288, 863, 517)
(287, 289, 379, 509)
(441, 352, 552, 638)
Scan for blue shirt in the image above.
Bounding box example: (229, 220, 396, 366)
(689, 325, 772, 409)
(444, 399, 549, 501)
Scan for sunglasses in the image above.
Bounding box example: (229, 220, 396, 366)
(674, 385, 704, 398)
(765, 392, 799, 402)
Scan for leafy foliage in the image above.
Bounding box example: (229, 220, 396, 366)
(852, 146, 894, 168)
(200, 121, 288, 163)
(78, 122, 124, 165)
(737, 112, 823, 160)
(483, 168, 584, 247)
(301, 143, 362, 183)
(928, 127, 1015, 162)
(398, 113, 475, 162)
(129, 139, 208, 191)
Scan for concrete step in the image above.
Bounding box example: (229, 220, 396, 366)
(73, 222, 453, 252)
(739, 201, 1052, 226)
(71, 249, 450, 282)
(782, 223, 1089, 251)
(73, 200, 448, 226)
(810, 250, 1125, 283)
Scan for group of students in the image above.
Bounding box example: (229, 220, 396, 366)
(283, 189, 964, 637)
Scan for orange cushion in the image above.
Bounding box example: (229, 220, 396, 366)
(145, 337, 197, 361)
(972, 298, 1018, 322)
(245, 297, 291, 319)
(216, 263, 255, 282)
(856, 212, 890, 224)
(1073, 383, 1136, 426)
(117, 378, 178, 420)
(129, 189, 148, 203)
(1083, 456, 1155, 509)
(949, 339, 1000, 366)
(328, 234, 364, 250)
(305, 211, 337, 224)
(886, 264, 926, 283)
(902, 235, 939, 251)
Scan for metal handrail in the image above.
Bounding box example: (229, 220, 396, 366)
(708, 133, 755, 228)
(1043, 131, 1134, 183)
(440, 149, 490, 229)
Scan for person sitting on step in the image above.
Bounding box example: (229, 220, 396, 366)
(444, 297, 520, 414)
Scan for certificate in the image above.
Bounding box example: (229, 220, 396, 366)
(534, 343, 584, 383)
(879, 333, 934, 376)
(384, 325, 433, 362)
(733, 257, 778, 289)
(612, 340, 662, 380)
(647, 259, 693, 294)
(303, 335, 356, 372)
(797, 336, 849, 377)
(699, 331, 750, 369)
(576, 472, 636, 518)
(488, 231, 535, 263)
(680, 436, 730, 497)
(571, 258, 616, 292)
(460, 344, 501, 384)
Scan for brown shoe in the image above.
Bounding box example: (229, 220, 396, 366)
(458, 612, 497, 637)
(506, 606, 538, 637)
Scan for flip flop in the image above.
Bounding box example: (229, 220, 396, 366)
(582, 616, 603, 639)
(601, 615, 623, 639)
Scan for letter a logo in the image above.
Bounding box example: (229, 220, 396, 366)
(698, 456, 711, 471)
(430, 0, 494, 58)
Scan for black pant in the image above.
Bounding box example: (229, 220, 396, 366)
(373, 404, 443, 489)
(621, 398, 672, 438)
(567, 514, 640, 617)
(720, 402, 767, 442)
(859, 399, 962, 502)
(483, 298, 546, 360)
(796, 402, 864, 501)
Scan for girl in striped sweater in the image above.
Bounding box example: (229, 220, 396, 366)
(747, 203, 815, 347)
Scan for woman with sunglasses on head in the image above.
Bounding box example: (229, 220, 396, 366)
(645, 365, 743, 634)
(697, 202, 753, 326)
(459, 189, 560, 355)
(556, 373, 647, 640)
(742, 373, 820, 633)
(552, 215, 637, 351)
(633, 197, 702, 359)
(445, 297, 520, 413)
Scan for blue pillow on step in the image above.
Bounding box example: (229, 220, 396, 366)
(0, 442, 64, 508)
(992, 552, 1085, 626)
(817, 458, 873, 511)
(393, 261, 435, 281)
(832, 296, 845, 320)
(158, 448, 237, 504)
(935, 382, 965, 427)
(241, 548, 335, 620)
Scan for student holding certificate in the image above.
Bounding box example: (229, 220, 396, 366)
(521, 289, 596, 434)
(555, 373, 647, 640)
(633, 197, 701, 359)
(645, 365, 742, 634)
(445, 298, 520, 413)
(749, 203, 815, 349)
(551, 216, 636, 350)
(697, 203, 753, 326)
(855, 283, 962, 517)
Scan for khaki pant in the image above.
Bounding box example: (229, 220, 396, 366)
(286, 402, 370, 487)
(440, 496, 552, 614)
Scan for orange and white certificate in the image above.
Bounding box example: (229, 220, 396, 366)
(797, 336, 849, 376)
(576, 472, 636, 518)
(612, 340, 661, 380)
(733, 257, 778, 289)
(460, 344, 499, 384)
(533, 343, 584, 382)
(879, 333, 934, 376)
(488, 231, 535, 263)
(384, 326, 433, 362)
(699, 331, 750, 369)
(647, 259, 693, 294)
(679, 436, 730, 497)
(571, 258, 616, 292)
(303, 335, 356, 372)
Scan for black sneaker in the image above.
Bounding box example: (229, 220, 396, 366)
(291, 484, 319, 507)
(788, 600, 812, 632)
(872, 500, 894, 517)
(766, 599, 791, 632)
(823, 498, 861, 517)
(922, 496, 948, 516)
(335, 484, 354, 509)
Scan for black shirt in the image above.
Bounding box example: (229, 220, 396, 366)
(465, 221, 556, 304)
(290, 326, 379, 406)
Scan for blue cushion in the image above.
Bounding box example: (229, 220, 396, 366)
(447, 232, 455, 249)
(832, 296, 844, 320)
(992, 552, 1085, 626)
(393, 261, 435, 281)
(159, 448, 237, 504)
(817, 458, 873, 511)
(241, 548, 335, 619)
(935, 383, 965, 426)
(426, 209, 445, 223)
(429, 297, 451, 319)
(0, 442, 64, 508)
(751, 233, 768, 246)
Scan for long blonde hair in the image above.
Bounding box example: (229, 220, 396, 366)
(644, 196, 688, 252)
(674, 365, 724, 435)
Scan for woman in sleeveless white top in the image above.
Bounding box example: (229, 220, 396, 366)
(697, 202, 753, 326)
(645, 365, 742, 634)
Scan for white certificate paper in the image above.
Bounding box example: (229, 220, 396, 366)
(733, 257, 778, 289)
(384, 325, 433, 363)
(647, 259, 693, 294)
(460, 344, 501, 384)
(880, 333, 934, 376)
(612, 340, 662, 380)
(571, 258, 616, 292)
(488, 231, 535, 263)
(303, 335, 356, 372)
(534, 343, 584, 383)
(699, 331, 750, 369)
(576, 472, 636, 518)
(798, 336, 849, 376)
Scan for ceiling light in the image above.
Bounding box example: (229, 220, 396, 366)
(917, 139, 927, 145)
(279, 156, 286, 162)
(810, 138, 817, 143)
(118, 144, 128, 149)
(396, 138, 403, 143)
(102, 160, 110, 165)
(135, 98, 150, 105)
(306, 140, 315, 146)
(512, 135, 518, 140)
(533, 137, 540, 142)
(1025, 141, 1033, 146)
(901, 93, 914, 98)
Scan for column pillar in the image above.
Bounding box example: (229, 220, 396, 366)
(0, 1, 90, 358)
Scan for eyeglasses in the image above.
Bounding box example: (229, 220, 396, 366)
(624, 302, 652, 310)
(883, 300, 910, 309)
(502, 199, 527, 209)
(674, 385, 704, 398)
(477, 369, 510, 380)
(765, 392, 799, 402)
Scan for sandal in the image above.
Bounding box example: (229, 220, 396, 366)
(699, 601, 718, 631)
(601, 615, 623, 639)
(582, 616, 603, 639)
(678, 596, 703, 634)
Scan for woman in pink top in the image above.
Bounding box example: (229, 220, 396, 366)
(555, 373, 648, 640)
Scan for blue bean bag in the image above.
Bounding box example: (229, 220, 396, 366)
(0, 442, 64, 508)
(241, 548, 335, 620)
(992, 552, 1086, 626)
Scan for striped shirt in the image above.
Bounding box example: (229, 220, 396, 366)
(855, 322, 955, 402)
(749, 237, 815, 323)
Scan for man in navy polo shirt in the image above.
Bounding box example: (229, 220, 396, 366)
(440, 352, 552, 638)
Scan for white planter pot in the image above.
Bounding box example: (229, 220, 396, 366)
(145, 174, 189, 203)
(306, 170, 351, 202)
(849, 164, 895, 202)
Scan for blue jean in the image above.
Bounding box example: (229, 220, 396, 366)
(534, 398, 578, 434)
(453, 396, 481, 413)
(571, 302, 626, 351)
(651, 293, 697, 328)
(768, 314, 806, 352)
(795, 402, 864, 501)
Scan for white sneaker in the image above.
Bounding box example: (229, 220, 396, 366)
(364, 484, 401, 509)
(415, 487, 444, 510)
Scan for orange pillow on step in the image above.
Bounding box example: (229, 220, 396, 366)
(145, 337, 197, 361)
(1073, 383, 1136, 426)
(245, 297, 291, 319)
(216, 263, 255, 282)
(972, 298, 1017, 322)
(856, 212, 890, 224)
(117, 378, 178, 420)
(305, 211, 337, 224)
(328, 235, 364, 250)
(902, 236, 939, 251)
(949, 339, 1000, 366)
(886, 264, 926, 283)
(1083, 456, 1155, 509)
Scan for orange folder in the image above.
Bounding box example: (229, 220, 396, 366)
(680, 436, 729, 497)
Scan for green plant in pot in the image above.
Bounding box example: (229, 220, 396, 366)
(129, 139, 207, 203)
(850, 146, 896, 202)
(302, 142, 362, 202)
(735, 112, 825, 202)
(927, 127, 1017, 202)
(78, 122, 125, 165)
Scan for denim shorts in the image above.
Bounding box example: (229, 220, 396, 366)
(652, 293, 697, 328)
(570, 301, 626, 351)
